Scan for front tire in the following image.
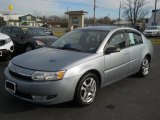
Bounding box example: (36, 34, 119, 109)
(137, 57, 150, 77)
(74, 73, 99, 106)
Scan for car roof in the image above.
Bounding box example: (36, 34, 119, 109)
(79, 26, 118, 31)
(2, 26, 43, 29)
(78, 26, 138, 32)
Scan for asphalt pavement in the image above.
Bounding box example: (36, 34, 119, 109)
(0, 45, 160, 120)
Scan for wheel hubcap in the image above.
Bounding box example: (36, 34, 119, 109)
(142, 58, 149, 75)
(80, 77, 97, 103)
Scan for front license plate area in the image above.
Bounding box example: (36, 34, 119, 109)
(5, 80, 16, 93)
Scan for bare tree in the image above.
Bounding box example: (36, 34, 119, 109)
(123, 0, 149, 27)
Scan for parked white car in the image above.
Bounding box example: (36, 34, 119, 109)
(0, 33, 14, 59)
(143, 26, 160, 37)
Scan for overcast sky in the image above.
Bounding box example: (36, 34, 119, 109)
(0, 0, 159, 19)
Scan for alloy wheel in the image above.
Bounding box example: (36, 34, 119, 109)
(142, 58, 149, 76)
(80, 77, 97, 103)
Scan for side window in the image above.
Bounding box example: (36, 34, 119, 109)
(11, 28, 24, 38)
(133, 33, 143, 44)
(1, 28, 11, 35)
(127, 32, 143, 46)
(108, 32, 126, 49)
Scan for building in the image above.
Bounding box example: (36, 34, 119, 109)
(0, 15, 4, 26)
(147, 9, 160, 26)
(0, 14, 43, 27)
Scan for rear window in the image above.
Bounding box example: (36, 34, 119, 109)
(126, 32, 143, 46)
(25, 28, 47, 36)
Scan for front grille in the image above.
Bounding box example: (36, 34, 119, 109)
(16, 91, 32, 99)
(15, 91, 57, 100)
(0, 40, 5, 46)
(9, 70, 32, 81)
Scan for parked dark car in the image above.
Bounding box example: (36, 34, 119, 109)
(0, 26, 57, 56)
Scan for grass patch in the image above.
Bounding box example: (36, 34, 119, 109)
(147, 37, 160, 45)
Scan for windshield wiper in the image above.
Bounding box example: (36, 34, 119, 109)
(48, 46, 62, 49)
(62, 47, 82, 52)
(49, 46, 82, 52)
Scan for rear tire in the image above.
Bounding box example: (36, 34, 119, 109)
(74, 73, 99, 106)
(137, 56, 150, 77)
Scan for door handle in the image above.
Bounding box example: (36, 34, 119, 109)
(140, 46, 143, 49)
(123, 51, 129, 54)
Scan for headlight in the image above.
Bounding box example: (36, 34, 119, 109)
(32, 71, 65, 81)
(5, 38, 11, 44)
(36, 40, 45, 46)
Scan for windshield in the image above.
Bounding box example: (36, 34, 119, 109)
(146, 26, 159, 30)
(51, 29, 109, 53)
(25, 28, 47, 36)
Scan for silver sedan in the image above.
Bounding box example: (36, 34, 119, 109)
(4, 26, 153, 106)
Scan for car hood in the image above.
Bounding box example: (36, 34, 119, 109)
(11, 47, 92, 71)
(0, 33, 10, 40)
(144, 30, 158, 32)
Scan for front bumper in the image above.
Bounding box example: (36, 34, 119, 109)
(4, 67, 80, 105)
(0, 41, 14, 57)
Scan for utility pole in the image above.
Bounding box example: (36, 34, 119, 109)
(118, 1, 121, 26)
(106, 13, 110, 25)
(154, 0, 158, 25)
(93, 0, 96, 25)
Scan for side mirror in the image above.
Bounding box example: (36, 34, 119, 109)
(104, 46, 120, 54)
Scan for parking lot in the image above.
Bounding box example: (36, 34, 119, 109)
(0, 44, 160, 120)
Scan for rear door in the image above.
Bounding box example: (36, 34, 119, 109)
(10, 27, 24, 44)
(104, 30, 130, 84)
(126, 30, 144, 74)
(10, 27, 26, 53)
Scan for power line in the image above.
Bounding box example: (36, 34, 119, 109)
(41, 0, 92, 7)
(40, 0, 120, 13)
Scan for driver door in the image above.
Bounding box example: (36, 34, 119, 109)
(104, 30, 130, 84)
